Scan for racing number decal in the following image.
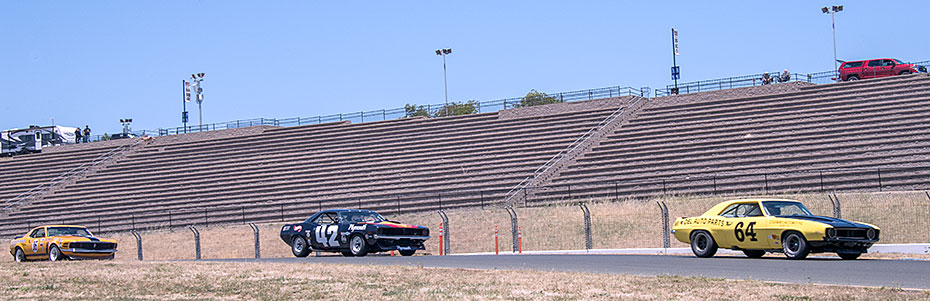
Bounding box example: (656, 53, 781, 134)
(32, 240, 39, 253)
(314, 225, 340, 247)
(734, 222, 758, 242)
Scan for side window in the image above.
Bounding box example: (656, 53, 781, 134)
(883, 59, 895, 66)
(845, 61, 863, 68)
(719, 204, 739, 217)
(313, 213, 338, 224)
(867, 60, 882, 67)
(734, 204, 763, 217)
(30, 228, 45, 238)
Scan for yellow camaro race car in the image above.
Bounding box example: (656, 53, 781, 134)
(672, 199, 879, 260)
(9, 225, 117, 262)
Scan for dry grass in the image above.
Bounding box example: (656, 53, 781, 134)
(8, 191, 922, 262)
(1, 261, 927, 300)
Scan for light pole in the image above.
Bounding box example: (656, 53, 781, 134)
(435, 48, 452, 116)
(190, 73, 206, 130)
(822, 5, 843, 79)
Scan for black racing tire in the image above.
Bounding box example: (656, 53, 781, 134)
(690, 231, 718, 258)
(782, 232, 810, 260)
(846, 75, 859, 81)
(291, 236, 310, 258)
(742, 250, 766, 258)
(348, 235, 369, 257)
(340, 251, 355, 257)
(13, 248, 26, 262)
(899, 70, 911, 75)
(48, 245, 63, 262)
(399, 249, 416, 257)
(838, 252, 861, 260)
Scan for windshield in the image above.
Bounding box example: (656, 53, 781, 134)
(46, 227, 93, 237)
(894, 59, 905, 64)
(762, 201, 813, 216)
(339, 211, 386, 223)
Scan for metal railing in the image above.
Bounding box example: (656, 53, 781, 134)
(503, 96, 648, 207)
(654, 60, 930, 97)
(1, 138, 146, 214)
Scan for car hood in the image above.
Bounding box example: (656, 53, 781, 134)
(51, 235, 116, 243)
(776, 215, 873, 228)
(359, 221, 427, 229)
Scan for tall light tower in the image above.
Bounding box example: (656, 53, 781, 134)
(822, 5, 843, 79)
(190, 73, 206, 130)
(435, 48, 452, 116)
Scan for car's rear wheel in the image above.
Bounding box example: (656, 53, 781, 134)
(838, 252, 861, 260)
(742, 250, 766, 258)
(349, 235, 369, 257)
(48, 245, 63, 262)
(399, 249, 416, 256)
(690, 231, 718, 258)
(782, 232, 810, 260)
(291, 236, 310, 258)
(13, 248, 26, 262)
(846, 75, 859, 81)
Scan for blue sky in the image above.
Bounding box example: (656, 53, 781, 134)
(2, 1, 928, 135)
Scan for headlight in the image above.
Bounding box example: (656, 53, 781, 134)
(866, 229, 876, 240)
(826, 228, 836, 238)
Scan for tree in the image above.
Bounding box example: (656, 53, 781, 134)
(514, 89, 562, 108)
(433, 101, 478, 117)
(404, 104, 430, 118)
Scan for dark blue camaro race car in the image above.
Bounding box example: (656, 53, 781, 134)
(280, 209, 430, 257)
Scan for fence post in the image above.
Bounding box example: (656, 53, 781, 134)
(657, 201, 670, 249)
(281, 204, 285, 221)
(713, 175, 717, 195)
(827, 192, 843, 218)
(396, 196, 401, 216)
(614, 182, 619, 201)
(578, 203, 592, 250)
(819, 171, 824, 192)
(506, 207, 519, 253)
(189, 226, 201, 260)
(523, 187, 528, 207)
(248, 223, 260, 259)
(438, 210, 450, 255)
(168, 211, 172, 228)
(764, 174, 768, 194)
(130, 230, 143, 261)
(204, 209, 209, 227)
(877, 168, 883, 192)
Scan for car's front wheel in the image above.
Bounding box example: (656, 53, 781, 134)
(399, 249, 416, 256)
(291, 236, 310, 258)
(13, 248, 26, 262)
(349, 235, 369, 257)
(838, 252, 861, 260)
(690, 231, 718, 258)
(48, 245, 63, 262)
(899, 70, 911, 75)
(340, 251, 354, 257)
(742, 250, 766, 258)
(782, 232, 810, 260)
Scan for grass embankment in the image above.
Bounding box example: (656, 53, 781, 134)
(1, 261, 927, 300)
(78, 191, 930, 261)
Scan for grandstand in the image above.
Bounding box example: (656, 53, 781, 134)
(1, 74, 929, 238)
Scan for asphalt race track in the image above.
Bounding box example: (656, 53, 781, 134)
(208, 254, 930, 289)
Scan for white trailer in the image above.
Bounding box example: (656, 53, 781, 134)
(1, 125, 78, 156)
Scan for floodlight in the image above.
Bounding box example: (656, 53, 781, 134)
(833, 5, 843, 12)
(822, 7, 829, 13)
(435, 49, 442, 55)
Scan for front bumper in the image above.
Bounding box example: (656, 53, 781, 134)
(368, 235, 429, 251)
(810, 238, 877, 253)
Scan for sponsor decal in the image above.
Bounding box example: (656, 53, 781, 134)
(282, 226, 289, 231)
(348, 224, 367, 231)
(293, 225, 303, 232)
(677, 217, 732, 227)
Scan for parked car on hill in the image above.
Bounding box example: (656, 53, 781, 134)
(9, 225, 117, 262)
(280, 209, 430, 257)
(838, 58, 926, 81)
(671, 199, 879, 260)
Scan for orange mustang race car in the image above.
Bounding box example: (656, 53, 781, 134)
(9, 225, 117, 262)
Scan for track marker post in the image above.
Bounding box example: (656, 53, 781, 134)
(438, 223, 444, 256)
(494, 225, 499, 255)
(517, 226, 523, 254)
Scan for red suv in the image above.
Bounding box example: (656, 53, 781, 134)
(838, 58, 926, 81)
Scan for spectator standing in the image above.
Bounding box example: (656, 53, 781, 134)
(778, 69, 791, 83)
(74, 128, 82, 144)
(83, 125, 91, 143)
